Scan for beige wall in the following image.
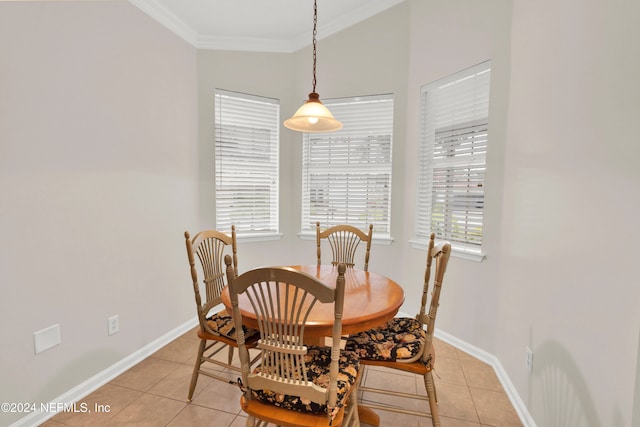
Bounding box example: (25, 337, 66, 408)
(0, 2, 198, 425)
(195, 3, 410, 280)
(403, 1, 640, 424)
(3, 0, 640, 426)
(403, 0, 513, 352)
(196, 49, 295, 269)
(501, 0, 640, 424)
(296, 3, 411, 282)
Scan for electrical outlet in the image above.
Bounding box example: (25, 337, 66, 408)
(108, 315, 119, 336)
(525, 346, 533, 373)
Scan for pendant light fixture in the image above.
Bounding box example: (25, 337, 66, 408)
(284, 0, 343, 132)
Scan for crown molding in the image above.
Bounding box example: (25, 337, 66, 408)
(197, 35, 298, 53)
(286, 0, 406, 52)
(128, 0, 198, 46)
(129, 0, 406, 53)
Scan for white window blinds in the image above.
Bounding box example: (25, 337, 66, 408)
(214, 89, 279, 236)
(416, 62, 490, 256)
(301, 94, 394, 236)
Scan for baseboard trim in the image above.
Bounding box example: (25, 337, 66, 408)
(12, 316, 536, 427)
(391, 309, 536, 426)
(434, 328, 537, 427)
(11, 317, 198, 427)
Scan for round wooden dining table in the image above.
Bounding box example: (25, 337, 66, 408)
(220, 264, 404, 426)
(221, 264, 405, 339)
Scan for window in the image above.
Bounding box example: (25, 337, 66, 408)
(214, 89, 279, 237)
(415, 62, 490, 259)
(301, 94, 394, 238)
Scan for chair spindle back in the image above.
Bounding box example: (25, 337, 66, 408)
(417, 233, 451, 366)
(316, 222, 373, 271)
(185, 227, 237, 330)
(226, 256, 347, 411)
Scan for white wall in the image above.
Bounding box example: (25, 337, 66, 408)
(296, 2, 411, 282)
(195, 3, 410, 280)
(404, 1, 640, 425)
(3, 1, 640, 426)
(0, 3, 198, 425)
(196, 49, 297, 269)
(500, 0, 640, 425)
(404, 0, 513, 357)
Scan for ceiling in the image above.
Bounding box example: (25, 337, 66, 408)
(129, 0, 406, 52)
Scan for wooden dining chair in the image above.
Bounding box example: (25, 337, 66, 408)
(345, 233, 451, 427)
(225, 256, 361, 427)
(184, 227, 260, 401)
(316, 222, 374, 271)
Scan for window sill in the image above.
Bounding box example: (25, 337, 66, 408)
(236, 233, 283, 243)
(298, 232, 394, 245)
(409, 239, 486, 262)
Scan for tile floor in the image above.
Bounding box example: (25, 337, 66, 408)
(41, 328, 523, 426)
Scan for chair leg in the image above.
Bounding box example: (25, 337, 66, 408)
(349, 385, 360, 426)
(246, 415, 263, 426)
(188, 339, 206, 401)
(228, 345, 235, 366)
(357, 365, 368, 401)
(432, 376, 438, 404)
(424, 370, 440, 427)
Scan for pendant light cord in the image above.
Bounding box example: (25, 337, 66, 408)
(312, 0, 317, 93)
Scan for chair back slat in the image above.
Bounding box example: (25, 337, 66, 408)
(416, 233, 436, 326)
(196, 237, 227, 305)
(227, 257, 347, 413)
(185, 227, 237, 332)
(316, 222, 373, 271)
(420, 236, 451, 365)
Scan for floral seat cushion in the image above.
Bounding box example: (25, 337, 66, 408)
(345, 317, 425, 361)
(250, 346, 360, 415)
(206, 311, 258, 340)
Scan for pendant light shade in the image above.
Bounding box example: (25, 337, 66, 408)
(284, 0, 342, 133)
(284, 92, 343, 132)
